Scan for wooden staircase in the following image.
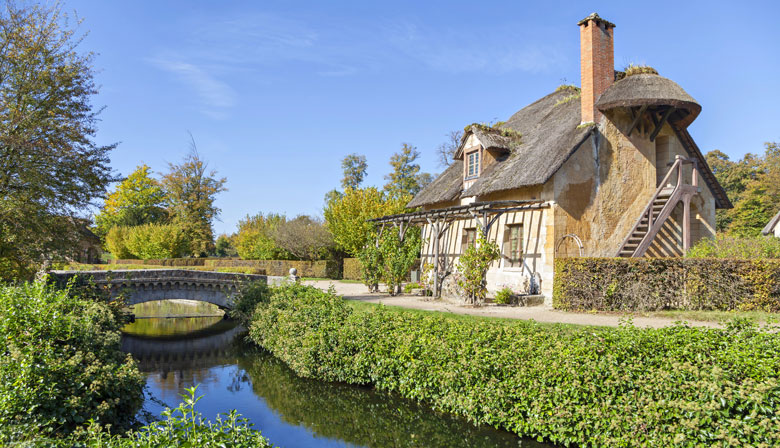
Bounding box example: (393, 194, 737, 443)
(616, 156, 699, 258)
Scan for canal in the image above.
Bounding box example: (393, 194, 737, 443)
(121, 300, 554, 448)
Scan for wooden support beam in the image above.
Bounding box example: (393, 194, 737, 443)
(649, 107, 675, 142)
(626, 104, 648, 137)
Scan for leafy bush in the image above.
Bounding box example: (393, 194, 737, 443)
(403, 282, 421, 294)
(493, 287, 514, 305)
(455, 235, 500, 304)
(554, 257, 780, 312)
(687, 235, 780, 259)
(73, 387, 273, 448)
(105, 226, 134, 259)
(0, 281, 144, 440)
(357, 240, 382, 293)
(249, 284, 780, 447)
(124, 223, 189, 259)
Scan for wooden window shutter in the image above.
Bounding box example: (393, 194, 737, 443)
(461, 230, 469, 252)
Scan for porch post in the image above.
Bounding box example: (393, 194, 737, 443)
(682, 195, 692, 253)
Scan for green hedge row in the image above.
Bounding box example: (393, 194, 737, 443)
(553, 257, 780, 312)
(342, 258, 363, 280)
(245, 283, 780, 447)
(111, 258, 340, 278)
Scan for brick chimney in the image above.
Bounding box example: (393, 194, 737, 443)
(579, 13, 615, 124)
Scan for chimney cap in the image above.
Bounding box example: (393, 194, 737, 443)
(578, 12, 615, 28)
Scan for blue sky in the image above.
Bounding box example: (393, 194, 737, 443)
(66, 0, 780, 235)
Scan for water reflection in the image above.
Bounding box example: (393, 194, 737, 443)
(122, 315, 554, 448)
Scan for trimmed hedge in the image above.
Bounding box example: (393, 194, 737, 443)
(112, 258, 340, 278)
(343, 258, 363, 280)
(554, 257, 780, 312)
(246, 284, 780, 447)
(343, 257, 421, 282)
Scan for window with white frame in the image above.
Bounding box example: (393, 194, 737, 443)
(466, 150, 480, 178)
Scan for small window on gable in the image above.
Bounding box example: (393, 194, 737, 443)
(503, 224, 523, 268)
(461, 228, 477, 253)
(466, 150, 480, 179)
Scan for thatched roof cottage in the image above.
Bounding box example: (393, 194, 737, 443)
(374, 13, 731, 303)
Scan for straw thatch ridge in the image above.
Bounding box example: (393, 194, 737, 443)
(762, 210, 780, 236)
(596, 74, 701, 128)
(462, 89, 594, 198)
(407, 160, 463, 208)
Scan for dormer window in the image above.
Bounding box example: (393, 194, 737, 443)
(466, 150, 480, 179)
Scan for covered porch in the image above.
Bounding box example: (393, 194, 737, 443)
(369, 200, 551, 300)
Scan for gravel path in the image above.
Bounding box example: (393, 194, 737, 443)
(302, 280, 720, 329)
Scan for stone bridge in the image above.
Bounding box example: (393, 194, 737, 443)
(49, 269, 285, 310)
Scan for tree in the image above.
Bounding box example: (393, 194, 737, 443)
(324, 187, 408, 257)
(124, 223, 189, 259)
(706, 142, 780, 236)
(214, 234, 237, 257)
(93, 165, 168, 237)
(271, 215, 334, 260)
(161, 139, 227, 257)
(234, 213, 291, 260)
(340, 153, 368, 190)
(436, 130, 462, 168)
(0, 3, 117, 279)
(384, 143, 430, 199)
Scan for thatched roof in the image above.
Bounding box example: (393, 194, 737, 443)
(454, 125, 519, 159)
(407, 160, 463, 208)
(596, 74, 701, 128)
(408, 89, 593, 207)
(408, 80, 730, 210)
(763, 210, 780, 236)
(463, 89, 594, 198)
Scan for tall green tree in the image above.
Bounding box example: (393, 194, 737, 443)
(706, 142, 780, 236)
(234, 213, 291, 260)
(0, 3, 116, 279)
(324, 187, 407, 257)
(93, 164, 168, 237)
(340, 153, 368, 190)
(383, 143, 431, 199)
(161, 140, 227, 257)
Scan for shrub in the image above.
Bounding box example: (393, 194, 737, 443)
(357, 242, 382, 292)
(403, 282, 421, 294)
(249, 284, 780, 447)
(455, 235, 500, 304)
(493, 287, 514, 305)
(687, 235, 780, 259)
(0, 281, 144, 440)
(553, 257, 780, 312)
(124, 223, 189, 259)
(342, 258, 363, 280)
(105, 226, 134, 259)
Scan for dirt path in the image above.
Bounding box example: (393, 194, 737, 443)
(303, 280, 721, 329)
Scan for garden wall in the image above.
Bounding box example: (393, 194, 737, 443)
(553, 257, 780, 312)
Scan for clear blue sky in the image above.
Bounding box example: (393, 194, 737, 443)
(65, 0, 780, 235)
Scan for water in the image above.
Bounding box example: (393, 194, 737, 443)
(121, 309, 555, 448)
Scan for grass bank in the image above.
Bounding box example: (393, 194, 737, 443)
(0, 281, 272, 447)
(242, 283, 780, 447)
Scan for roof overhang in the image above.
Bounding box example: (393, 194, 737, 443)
(369, 200, 548, 225)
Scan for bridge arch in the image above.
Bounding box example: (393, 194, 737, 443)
(49, 269, 283, 310)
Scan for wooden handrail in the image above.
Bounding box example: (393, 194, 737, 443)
(616, 156, 698, 257)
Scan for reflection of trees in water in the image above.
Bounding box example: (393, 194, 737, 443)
(238, 351, 547, 448)
(123, 316, 231, 338)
